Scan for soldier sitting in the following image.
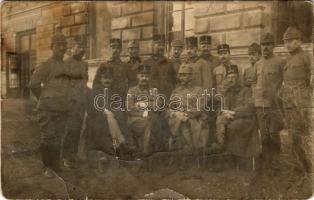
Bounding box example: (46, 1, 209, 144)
(167, 63, 208, 167)
(127, 64, 165, 157)
(85, 65, 129, 164)
(215, 65, 259, 170)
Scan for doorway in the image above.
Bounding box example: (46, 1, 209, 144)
(6, 29, 36, 98)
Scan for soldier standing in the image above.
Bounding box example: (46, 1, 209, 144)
(184, 36, 198, 64)
(62, 35, 89, 168)
(29, 33, 70, 177)
(144, 34, 176, 98)
(243, 43, 261, 88)
(213, 44, 238, 93)
(254, 33, 285, 169)
(95, 38, 128, 97)
(199, 35, 220, 72)
(280, 27, 313, 173)
(169, 39, 184, 75)
(126, 39, 141, 88)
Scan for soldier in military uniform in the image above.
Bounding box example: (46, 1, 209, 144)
(167, 63, 208, 166)
(127, 64, 164, 156)
(29, 33, 70, 177)
(254, 33, 285, 169)
(213, 44, 238, 93)
(215, 65, 259, 170)
(85, 65, 128, 159)
(184, 36, 199, 64)
(199, 35, 220, 72)
(94, 38, 128, 97)
(126, 39, 141, 88)
(62, 35, 89, 168)
(280, 27, 313, 173)
(169, 39, 184, 76)
(243, 43, 261, 88)
(144, 34, 176, 98)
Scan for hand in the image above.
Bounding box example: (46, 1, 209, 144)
(104, 109, 114, 116)
(136, 101, 148, 109)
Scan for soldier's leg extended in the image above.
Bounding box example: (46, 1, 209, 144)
(256, 108, 277, 168)
(63, 107, 85, 163)
(39, 111, 67, 171)
(287, 108, 313, 173)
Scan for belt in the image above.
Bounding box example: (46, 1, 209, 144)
(55, 74, 83, 80)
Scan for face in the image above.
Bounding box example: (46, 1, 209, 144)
(100, 75, 113, 88)
(72, 44, 85, 58)
(111, 45, 122, 58)
(178, 73, 192, 85)
(248, 52, 261, 65)
(200, 43, 211, 54)
(137, 73, 150, 86)
(261, 42, 274, 58)
(186, 46, 197, 59)
(218, 50, 230, 65)
(152, 42, 164, 56)
(172, 46, 183, 58)
(52, 42, 67, 58)
(226, 74, 238, 87)
(284, 39, 301, 53)
(128, 46, 140, 58)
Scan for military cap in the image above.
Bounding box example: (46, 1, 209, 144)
(137, 64, 151, 74)
(171, 39, 184, 47)
(248, 42, 261, 54)
(99, 65, 114, 78)
(261, 33, 275, 44)
(153, 34, 165, 43)
(217, 44, 230, 53)
(178, 63, 193, 74)
(110, 38, 122, 47)
(226, 64, 239, 76)
(283, 26, 302, 40)
(74, 35, 86, 47)
(128, 39, 139, 48)
(199, 35, 212, 45)
(51, 32, 67, 45)
(185, 36, 198, 48)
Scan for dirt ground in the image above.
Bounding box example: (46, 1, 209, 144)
(1, 99, 313, 199)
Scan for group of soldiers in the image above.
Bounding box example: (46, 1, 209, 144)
(29, 26, 312, 177)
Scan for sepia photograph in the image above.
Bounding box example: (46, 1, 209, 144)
(1, 0, 314, 199)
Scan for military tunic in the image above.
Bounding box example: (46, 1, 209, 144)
(96, 58, 129, 97)
(280, 47, 313, 172)
(126, 57, 141, 88)
(144, 56, 176, 98)
(127, 85, 167, 154)
(169, 56, 182, 77)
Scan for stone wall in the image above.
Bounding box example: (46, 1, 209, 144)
(108, 1, 155, 57)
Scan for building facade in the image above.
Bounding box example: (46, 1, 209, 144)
(1, 1, 313, 97)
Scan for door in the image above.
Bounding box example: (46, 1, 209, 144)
(9, 29, 37, 98)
